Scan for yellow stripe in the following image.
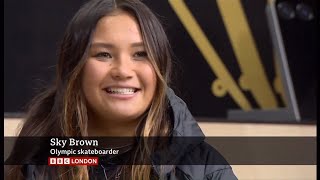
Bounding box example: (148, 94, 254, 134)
(217, 0, 278, 108)
(169, 0, 251, 110)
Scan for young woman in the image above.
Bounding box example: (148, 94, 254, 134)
(6, 0, 237, 179)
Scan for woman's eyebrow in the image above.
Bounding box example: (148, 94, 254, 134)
(90, 42, 144, 48)
(131, 42, 144, 47)
(90, 42, 114, 49)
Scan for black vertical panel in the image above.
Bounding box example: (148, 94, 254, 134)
(4, 0, 87, 113)
(275, 0, 318, 121)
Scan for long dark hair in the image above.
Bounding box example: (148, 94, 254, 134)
(6, 0, 173, 179)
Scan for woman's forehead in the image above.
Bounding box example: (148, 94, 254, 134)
(92, 11, 143, 45)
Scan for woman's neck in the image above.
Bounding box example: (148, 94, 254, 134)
(87, 118, 138, 137)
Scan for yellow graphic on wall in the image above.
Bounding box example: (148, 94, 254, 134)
(217, 0, 278, 108)
(169, 0, 280, 110)
(169, 0, 252, 110)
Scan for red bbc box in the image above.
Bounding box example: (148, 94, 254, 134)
(48, 157, 98, 166)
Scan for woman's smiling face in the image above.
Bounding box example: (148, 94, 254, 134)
(81, 10, 157, 126)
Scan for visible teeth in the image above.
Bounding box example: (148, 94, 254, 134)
(107, 88, 136, 94)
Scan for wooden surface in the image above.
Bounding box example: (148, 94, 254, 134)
(4, 118, 316, 179)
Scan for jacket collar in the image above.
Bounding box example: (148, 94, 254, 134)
(151, 88, 205, 175)
(166, 88, 204, 137)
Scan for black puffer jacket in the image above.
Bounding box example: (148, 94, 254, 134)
(24, 88, 237, 179)
(152, 88, 238, 180)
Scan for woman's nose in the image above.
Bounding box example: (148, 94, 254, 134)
(110, 56, 134, 80)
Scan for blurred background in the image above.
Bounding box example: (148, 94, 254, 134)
(4, 0, 318, 179)
(4, 0, 318, 123)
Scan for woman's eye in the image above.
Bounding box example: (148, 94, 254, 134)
(94, 52, 112, 59)
(133, 51, 148, 59)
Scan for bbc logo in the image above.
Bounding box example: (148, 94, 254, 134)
(49, 157, 70, 165)
(48, 157, 98, 166)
